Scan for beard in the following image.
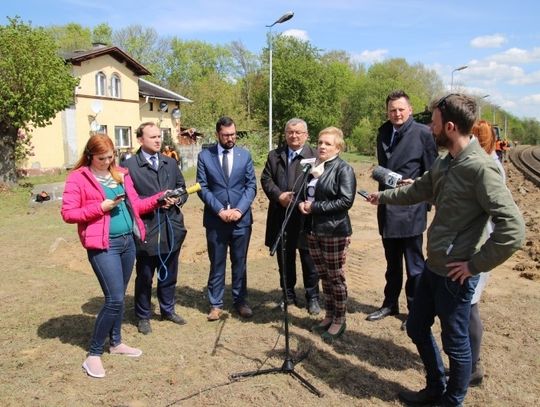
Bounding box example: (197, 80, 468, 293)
(434, 127, 450, 149)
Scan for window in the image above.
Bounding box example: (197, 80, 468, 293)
(115, 126, 131, 148)
(95, 72, 106, 96)
(161, 128, 171, 142)
(110, 74, 121, 98)
(97, 124, 107, 134)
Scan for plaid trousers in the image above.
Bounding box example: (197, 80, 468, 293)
(307, 234, 350, 324)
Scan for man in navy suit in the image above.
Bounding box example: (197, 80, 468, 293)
(366, 90, 438, 327)
(196, 116, 257, 321)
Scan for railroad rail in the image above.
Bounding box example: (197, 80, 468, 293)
(508, 145, 540, 187)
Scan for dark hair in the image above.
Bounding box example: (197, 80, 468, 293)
(215, 116, 235, 133)
(136, 122, 156, 138)
(386, 90, 410, 108)
(432, 94, 477, 134)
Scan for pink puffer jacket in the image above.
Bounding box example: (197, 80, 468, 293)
(61, 166, 162, 249)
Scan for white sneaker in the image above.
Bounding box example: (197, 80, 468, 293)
(82, 356, 105, 378)
(109, 343, 143, 357)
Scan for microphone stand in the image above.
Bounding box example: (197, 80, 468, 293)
(230, 165, 322, 397)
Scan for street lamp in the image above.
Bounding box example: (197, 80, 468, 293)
(267, 11, 294, 151)
(478, 94, 489, 119)
(450, 65, 468, 90)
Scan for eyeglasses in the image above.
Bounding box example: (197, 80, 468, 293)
(286, 130, 307, 136)
(435, 93, 463, 117)
(219, 132, 236, 138)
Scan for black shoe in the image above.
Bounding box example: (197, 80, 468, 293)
(307, 298, 321, 315)
(137, 319, 152, 335)
(401, 318, 407, 331)
(398, 388, 443, 406)
(469, 363, 484, 387)
(321, 323, 346, 344)
(366, 306, 399, 321)
(161, 312, 187, 325)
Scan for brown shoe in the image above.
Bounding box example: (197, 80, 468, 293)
(207, 308, 223, 321)
(236, 304, 253, 318)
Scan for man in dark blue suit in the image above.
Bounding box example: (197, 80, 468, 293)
(196, 116, 257, 321)
(366, 90, 438, 327)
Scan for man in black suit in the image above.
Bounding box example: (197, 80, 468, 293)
(261, 118, 320, 315)
(366, 91, 438, 326)
(122, 122, 188, 334)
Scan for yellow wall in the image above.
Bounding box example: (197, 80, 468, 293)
(25, 54, 180, 170)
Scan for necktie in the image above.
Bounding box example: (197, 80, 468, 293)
(150, 155, 158, 170)
(390, 131, 399, 150)
(222, 149, 230, 181)
(287, 151, 298, 188)
(289, 150, 297, 164)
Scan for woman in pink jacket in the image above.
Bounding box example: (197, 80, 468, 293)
(61, 134, 163, 378)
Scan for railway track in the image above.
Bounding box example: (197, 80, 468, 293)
(509, 145, 540, 187)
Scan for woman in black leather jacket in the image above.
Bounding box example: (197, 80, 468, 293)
(299, 127, 356, 343)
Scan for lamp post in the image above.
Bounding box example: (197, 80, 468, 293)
(450, 65, 468, 90)
(267, 11, 294, 151)
(478, 94, 489, 119)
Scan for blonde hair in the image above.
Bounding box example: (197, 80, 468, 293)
(72, 133, 123, 183)
(472, 120, 496, 155)
(318, 126, 345, 152)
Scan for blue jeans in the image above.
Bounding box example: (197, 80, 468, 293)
(406, 265, 479, 406)
(87, 234, 135, 356)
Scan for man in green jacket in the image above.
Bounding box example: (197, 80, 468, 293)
(368, 93, 525, 407)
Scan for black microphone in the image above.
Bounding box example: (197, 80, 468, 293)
(372, 165, 402, 188)
(300, 158, 317, 172)
(158, 183, 201, 203)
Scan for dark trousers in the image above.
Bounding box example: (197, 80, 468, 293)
(87, 234, 135, 355)
(469, 303, 483, 371)
(206, 226, 251, 309)
(134, 248, 180, 319)
(382, 235, 425, 310)
(277, 234, 319, 301)
(407, 266, 479, 406)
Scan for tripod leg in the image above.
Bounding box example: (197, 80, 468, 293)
(290, 370, 323, 397)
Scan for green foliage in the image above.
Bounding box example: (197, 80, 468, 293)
(92, 23, 112, 45)
(236, 131, 269, 167)
(349, 117, 377, 155)
(0, 17, 79, 182)
(343, 59, 444, 136)
(263, 35, 354, 146)
(45, 22, 92, 52)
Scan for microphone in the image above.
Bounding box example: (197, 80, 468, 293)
(158, 183, 201, 203)
(372, 165, 402, 188)
(300, 158, 317, 172)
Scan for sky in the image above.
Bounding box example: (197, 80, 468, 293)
(3, 0, 540, 121)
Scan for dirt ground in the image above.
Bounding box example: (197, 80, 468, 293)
(0, 161, 538, 406)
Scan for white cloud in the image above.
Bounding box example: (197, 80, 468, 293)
(489, 47, 540, 64)
(350, 49, 388, 64)
(521, 94, 540, 104)
(470, 34, 507, 48)
(281, 29, 309, 42)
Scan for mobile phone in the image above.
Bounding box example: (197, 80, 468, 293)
(357, 190, 370, 200)
(114, 193, 125, 201)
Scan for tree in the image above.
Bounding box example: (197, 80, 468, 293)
(229, 40, 260, 125)
(0, 17, 79, 183)
(343, 58, 444, 136)
(45, 22, 92, 52)
(92, 23, 112, 45)
(263, 35, 354, 145)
